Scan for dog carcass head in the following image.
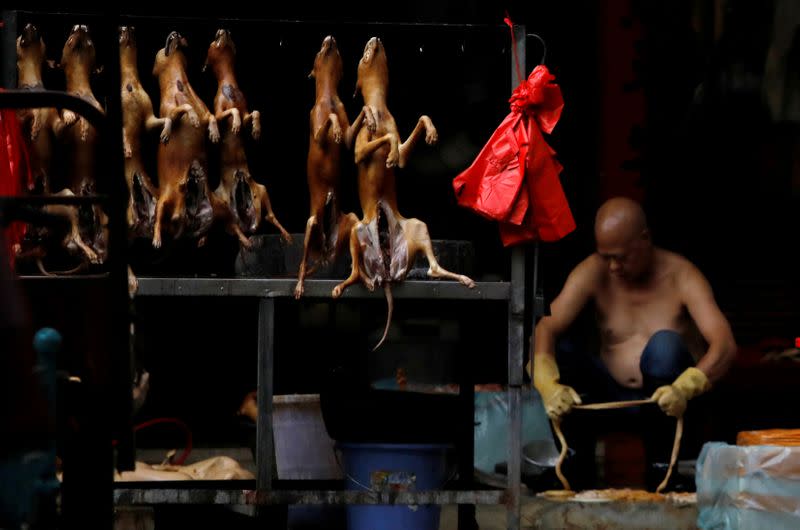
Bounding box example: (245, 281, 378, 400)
(356, 37, 388, 97)
(204, 28, 236, 74)
(164, 31, 188, 57)
(119, 26, 136, 48)
(16, 24, 46, 83)
(17, 23, 44, 56)
(61, 24, 96, 71)
(119, 26, 137, 67)
(309, 35, 343, 85)
(212, 28, 236, 54)
(154, 31, 189, 76)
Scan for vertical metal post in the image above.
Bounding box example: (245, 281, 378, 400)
(257, 298, 275, 491)
(457, 310, 476, 530)
(101, 12, 135, 474)
(507, 247, 524, 530)
(532, 242, 541, 324)
(506, 23, 527, 530)
(1, 11, 17, 89)
(533, 244, 539, 300)
(66, 14, 126, 530)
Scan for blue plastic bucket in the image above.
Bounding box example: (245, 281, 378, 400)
(336, 443, 451, 530)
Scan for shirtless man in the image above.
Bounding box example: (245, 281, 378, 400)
(528, 197, 737, 488)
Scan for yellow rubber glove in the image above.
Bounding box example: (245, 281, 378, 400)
(533, 353, 582, 420)
(651, 367, 710, 417)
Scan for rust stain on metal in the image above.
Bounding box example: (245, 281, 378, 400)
(501, 490, 513, 508)
(243, 490, 258, 504)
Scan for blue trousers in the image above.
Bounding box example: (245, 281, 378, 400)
(555, 330, 697, 489)
(561, 329, 695, 403)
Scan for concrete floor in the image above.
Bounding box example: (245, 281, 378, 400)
(439, 505, 506, 530)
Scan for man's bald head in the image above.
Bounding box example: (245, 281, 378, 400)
(595, 198, 652, 280)
(595, 197, 648, 242)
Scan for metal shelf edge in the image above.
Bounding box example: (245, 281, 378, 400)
(134, 277, 511, 300)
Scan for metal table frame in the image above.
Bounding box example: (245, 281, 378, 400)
(117, 256, 531, 530)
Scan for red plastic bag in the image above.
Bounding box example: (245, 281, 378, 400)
(453, 65, 575, 246)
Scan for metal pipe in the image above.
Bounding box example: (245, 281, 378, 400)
(0, 90, 107, 129)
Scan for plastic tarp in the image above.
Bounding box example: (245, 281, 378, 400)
(697, 442, 800, 529)
(473, 387, 556, 475)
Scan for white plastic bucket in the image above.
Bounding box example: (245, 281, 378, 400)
(273, 394, 342, 480)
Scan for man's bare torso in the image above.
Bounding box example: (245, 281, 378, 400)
(591, 248, 704, 388)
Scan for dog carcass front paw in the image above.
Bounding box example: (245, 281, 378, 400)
(331, 122, 343, 144)
(365, 106, 377, 134)
(386, 149, 399, 168)
(62, 110, 78, 127)
(31, 113, 43, 140)
(426, 126, 438, 145)
(160, 118, 173, 143)
(188, 110, 200, 128)
(208, 122, 220, 143)
(251, 111, 261, 140)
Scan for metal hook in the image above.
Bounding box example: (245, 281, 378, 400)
(527, 33, 547, 65)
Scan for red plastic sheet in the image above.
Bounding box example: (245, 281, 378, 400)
(0, 102, 31, 268)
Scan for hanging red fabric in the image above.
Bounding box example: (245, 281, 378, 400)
(452, 21, 575, 246)
(0, 95, 31, 268)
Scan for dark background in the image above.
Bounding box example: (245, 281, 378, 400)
(5, 1, 799, 450)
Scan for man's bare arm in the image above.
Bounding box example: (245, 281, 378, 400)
(681, 263, 737, 384)
(527, 256, 599, 377)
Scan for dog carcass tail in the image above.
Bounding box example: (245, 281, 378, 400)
(36, 257, 87, 276)
(36, 257, 55, 277)
(372, 283, 393, 351)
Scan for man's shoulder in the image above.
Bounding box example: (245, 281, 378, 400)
(656, 248, 705, 283)
(572, 254, 606, 281)
(657, 248, 696, 270)
(577, 253, 602, 270)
